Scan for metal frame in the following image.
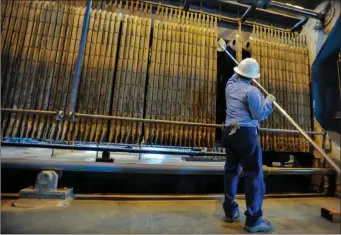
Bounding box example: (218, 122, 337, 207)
(143, 0, 297, 31)
(1, 108, 325, 135)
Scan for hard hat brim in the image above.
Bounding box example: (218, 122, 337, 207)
(234, 67, 260, 79)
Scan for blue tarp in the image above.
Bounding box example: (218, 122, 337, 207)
(312, 15, 341, 133)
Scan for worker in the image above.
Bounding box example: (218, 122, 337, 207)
(222, 58, 276, 233)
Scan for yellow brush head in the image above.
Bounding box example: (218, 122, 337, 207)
(218, 38, 226, 48)
(217, 38, 226, 52)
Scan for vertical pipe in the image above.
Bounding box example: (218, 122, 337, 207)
(69, 0, 92, 115)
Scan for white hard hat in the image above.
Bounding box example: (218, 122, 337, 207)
(233, 58, 260, 79)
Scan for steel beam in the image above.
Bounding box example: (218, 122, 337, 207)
(240, 5, 256, 22)
(0, 158, 335, 175)
(143, 0, 299, 30)
(290, 17, 308, 32)
(267, 1, 325, 20)
(1, 141, 226, 156)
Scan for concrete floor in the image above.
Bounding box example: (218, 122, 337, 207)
(1, 197, 340, 234)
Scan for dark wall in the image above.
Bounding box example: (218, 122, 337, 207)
(216, 46, 236, 142)
(215, 45, 251, 143)
(312, 16, 341, 134)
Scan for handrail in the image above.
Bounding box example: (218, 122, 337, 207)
(0, 108, 325, 135)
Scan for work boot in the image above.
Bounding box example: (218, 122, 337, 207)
(244, 220, 272, 233)
(223, 210, 240, 223)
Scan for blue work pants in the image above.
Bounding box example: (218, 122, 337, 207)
(222, 126, 265, 227)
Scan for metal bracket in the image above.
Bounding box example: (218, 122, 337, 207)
(63, 112, 78, 122)
(18, 170, 74, 200)
(314, 19, 325, 31)
(56, 111, 78, 122)
(138, 139, 145, 161)
(56, 110, 64, 121)
(34, 171, 59, 191)
(96, 150, 114, 163)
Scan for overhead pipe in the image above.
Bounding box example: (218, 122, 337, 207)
(0, 158, 335, 176)
(267, 0, 325, 20)
(218, 40, 341, 175)
(0, 108, 325, 135)
(69, 0, 92, 116)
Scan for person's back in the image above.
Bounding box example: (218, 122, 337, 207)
(225, 74, 273, 128)
(222, 58, 275, 233)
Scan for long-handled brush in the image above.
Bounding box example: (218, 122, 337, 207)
(217, 38, 340, 175)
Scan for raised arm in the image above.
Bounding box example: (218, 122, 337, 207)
(247, 87, 274, 121)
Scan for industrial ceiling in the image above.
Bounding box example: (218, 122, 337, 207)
(145, 0, 331, 30)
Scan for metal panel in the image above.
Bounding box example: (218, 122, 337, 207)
(76, 6, 123, 143)
(145, 9, 217, 148)
(109, 2, 152, 144)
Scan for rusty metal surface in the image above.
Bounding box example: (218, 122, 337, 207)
(145, 8, 217, 147)
(1, 1, 314, 152)
(76, 7, 122, 143)
(1, 1, 86, 140)
(109, 2, 152, 144)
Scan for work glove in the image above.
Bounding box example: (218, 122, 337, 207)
(266, 94, 276, 102)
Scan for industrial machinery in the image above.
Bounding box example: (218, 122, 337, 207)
(1, 0, 340, 202)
